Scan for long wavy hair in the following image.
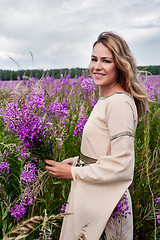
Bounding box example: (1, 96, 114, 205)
(93, 31, 148, 120)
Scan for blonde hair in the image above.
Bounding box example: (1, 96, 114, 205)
(93, 31, 148, 120)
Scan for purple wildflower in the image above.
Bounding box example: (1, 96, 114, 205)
(113, 194, 131, 219)
(144, 82, 155, 92)
(16, 145, 29, 160)
(0, 150, 10, 176)
(90, 97, 97, 108)
(11, 183, 36, 220)
(60, 203, 67, 213)
(141, 75, 160, 102)
(60, 74, 64, 80)
(29, 92, 45, 112)
(154, 197, 160, 205)
(11, 203, 26, 220)
(128, 182, 133, 190)
(81, 77, 96, 93)
(0, 161, 9, 175)
(22, 192, 34, 206)
(2, 102, 43, 148)
(73, 116, 88, 136)
(20, 163, 38, 184)
(47, 102, 69, 120)
(67, 73, 71, 78)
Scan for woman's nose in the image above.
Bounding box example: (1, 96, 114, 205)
(94, 61, 102, 70)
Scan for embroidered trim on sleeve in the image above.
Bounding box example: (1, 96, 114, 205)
(76, 152, 97, 167)
(110, 131, 134, 141)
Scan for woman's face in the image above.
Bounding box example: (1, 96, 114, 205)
(89, 42, 119, 89)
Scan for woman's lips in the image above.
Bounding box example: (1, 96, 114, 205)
(94, 73, 105, 77)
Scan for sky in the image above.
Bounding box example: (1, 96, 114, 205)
(0, 0, 160, 70)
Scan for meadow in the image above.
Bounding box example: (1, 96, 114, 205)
(0, 74, 159, 240)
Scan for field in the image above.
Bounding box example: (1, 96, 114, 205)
(0, 74, 160, 239)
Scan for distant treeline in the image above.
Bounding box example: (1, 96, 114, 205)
(0, 68, 87, 81)
(137, 65, 160, 75)
(0, 65, 160, 81)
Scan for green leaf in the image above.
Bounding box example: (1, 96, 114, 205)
(2, 209, 9, 220)
(53, 180, 62, 185)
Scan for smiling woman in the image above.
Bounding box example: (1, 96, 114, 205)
(45, 32, 148, 240)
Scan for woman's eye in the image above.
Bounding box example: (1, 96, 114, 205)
(91, 58, 97, 62)
(103, 60, 111, 63)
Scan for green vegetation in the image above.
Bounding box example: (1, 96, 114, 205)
(137, 65, 160, 75)
(0, 65, 160, 81)
(0, 68, 88, 81)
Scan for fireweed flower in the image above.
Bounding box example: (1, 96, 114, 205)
(16, 108, 42, 148)
(128, 182, 133, 190)
(11, 163, 38, 220)
(60, 203, 67, 213)
(112, 194, 131, 219)
(2, 101, 20, 131)
(67, 73, 71, 78)
(29, 92, 45, 112)
(81, 77, 96, 94)
(0, 108, 4, 115)
(20, 163, 38, 184)
(61, 77, 69, 87)
(90, 97, 97, 108)
(144, 79, 160, 102)
(0, 161, 9, 175)
(11, 168, 37, 220)
(16, 145, 29, 160)
(21, 191, 35, 206)
(154, 197, 160, 204)
(73, 116, 88, 136)
(2, 102, 43, 148)
(0, 150, 10, 176)
(47, 102, 69, 121)
(11, 203, 26, 220)
(144, 82, 155, 92)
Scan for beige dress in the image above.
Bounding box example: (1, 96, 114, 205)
(60, 92, 138, 240)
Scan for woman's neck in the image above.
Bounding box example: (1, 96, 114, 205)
(99, 82, 125, 97)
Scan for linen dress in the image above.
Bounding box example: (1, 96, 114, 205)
(60, 92, 138, 240)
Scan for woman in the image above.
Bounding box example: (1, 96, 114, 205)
(45, 32, 147, 239)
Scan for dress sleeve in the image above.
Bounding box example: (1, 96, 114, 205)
(72, 156, 79, 166)
(71, 96, 137, 183)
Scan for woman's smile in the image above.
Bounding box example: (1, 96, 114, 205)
(94, 72, 106, 78)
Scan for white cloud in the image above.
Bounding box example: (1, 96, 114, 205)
(0, 0, 160, 70)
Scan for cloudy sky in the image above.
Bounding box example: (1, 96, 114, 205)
(0, 0, 160, 70)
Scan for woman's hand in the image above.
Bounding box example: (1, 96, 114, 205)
(45, 159, 73, 179)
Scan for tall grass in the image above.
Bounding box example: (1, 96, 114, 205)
(131, 100, 160, 239)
